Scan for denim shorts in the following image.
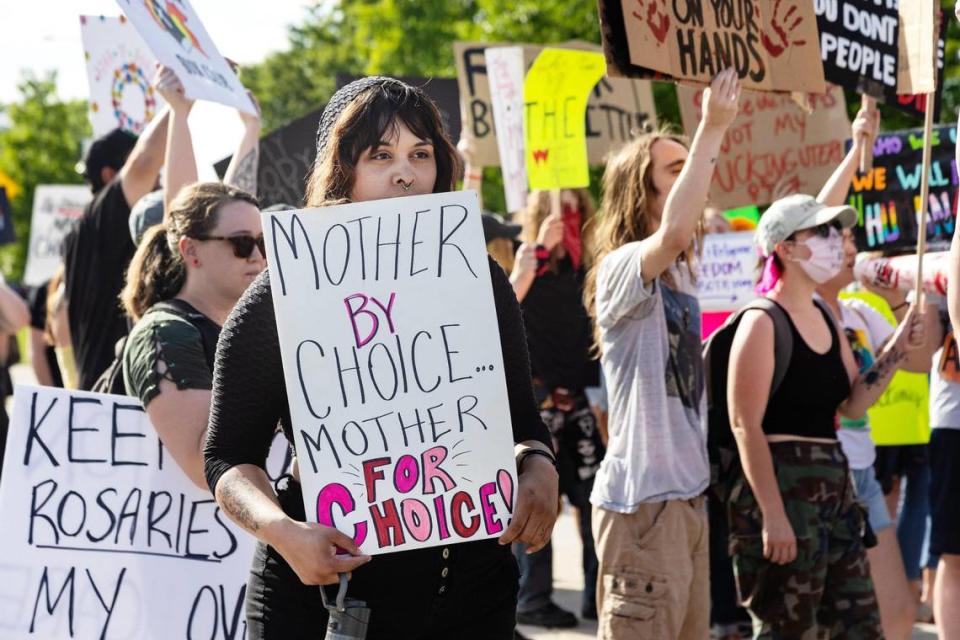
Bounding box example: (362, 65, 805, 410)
(852, 467, 894, 533)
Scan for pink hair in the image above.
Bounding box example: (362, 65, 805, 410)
(755, 254, 781, 295)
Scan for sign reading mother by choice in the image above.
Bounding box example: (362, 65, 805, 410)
(263, 191, 517, 555)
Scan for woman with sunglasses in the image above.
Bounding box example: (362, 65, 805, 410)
(725, 194, 924, 637)
(204, 77, 558, 639)
(120, 182, 265, 489)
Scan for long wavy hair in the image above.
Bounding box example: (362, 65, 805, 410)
(583, 129, 699, 353)
(303, 80, 461, 207)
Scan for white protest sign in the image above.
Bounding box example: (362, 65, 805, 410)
(698, 231, 757, 312)
(116, 0, 255, 114)
(263, 191, 517, 555)
(23, 186, 91, 287)
(0, 385, 259, 639)
(485, 47, 528, 213)
(80, 15, 166, 137)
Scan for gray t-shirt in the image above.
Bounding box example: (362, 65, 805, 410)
(589, 242, 709, 513)
(929, 294, 960, 430)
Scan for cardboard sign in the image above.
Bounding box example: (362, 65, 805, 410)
(854, 251, 952, 296)
(698, 231, 757, 312)
(262, 191, 517, 555)
(0, 189, 16, 247)
(0, 386, 257, 639)
(848, 125, 958, 252)
(598, 0, 825, 93)
(455, 41, 657, 167)
(814, 0, 899, 101)
(79, 15, 166, 137)
(894, 9, 946, 121)
(897, 0, 937, 95)
(524, 49, 606, 190)
(116, 0, 255, 114)
(678, 84, 850, 210)
(485, 47, 528, 212)
(23, 186, 91, 287)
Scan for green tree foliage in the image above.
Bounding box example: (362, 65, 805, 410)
(0, 73, 89, 281)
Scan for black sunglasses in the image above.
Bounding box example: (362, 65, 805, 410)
(195, 234, 266, 259)
(787, 220, 841, 242)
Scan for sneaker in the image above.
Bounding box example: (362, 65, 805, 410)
(581, 601, 598, 620)
(517, 602, 578, 628)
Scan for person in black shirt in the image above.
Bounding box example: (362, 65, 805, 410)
(509, 188, 604, 626)
(204, 77, 558, 640)
(26, 281, 63, 388)
(63, 73, 171, 390)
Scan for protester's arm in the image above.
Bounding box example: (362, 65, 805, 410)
(458, 137, 483, 208)
(638, 69, 739, 283)
(901, 302, 940, 373)
(840, 303, 925, 418)
(119, 82, 171, 209)
(728, 310, 796, 565)
(817, 104, 879, 207)
(510, 242, 537, 301)
(223, 92, 261, 195)
(145, 387, 210, 489)
(155, 67, 197, 220)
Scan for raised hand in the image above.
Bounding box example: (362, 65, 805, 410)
(632, 0, 671, 45)
(153, 64, 193, 114)
(702, 68, 741, 131)
(759, 0, 808, 58)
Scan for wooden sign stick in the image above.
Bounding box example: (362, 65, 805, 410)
(913, 93, 935, 306)
(859, 95, 877, 174)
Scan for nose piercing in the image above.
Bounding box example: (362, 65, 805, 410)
(400, 179, 413, 192)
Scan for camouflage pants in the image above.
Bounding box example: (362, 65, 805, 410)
(727, 441, 882, 640)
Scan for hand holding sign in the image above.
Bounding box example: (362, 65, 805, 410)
(498, 452, 559, 553)
(154, 64, 193, 113)
(270, 520, 371, 585)
(703, 68, 742, 130)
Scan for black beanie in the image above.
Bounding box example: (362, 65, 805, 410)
(315, 76, 414, 160)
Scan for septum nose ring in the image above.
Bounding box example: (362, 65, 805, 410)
(399, 179, 413, 191)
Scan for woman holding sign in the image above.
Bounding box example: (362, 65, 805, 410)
(204, 77, 558, 639)
(727, 194, 924, 638)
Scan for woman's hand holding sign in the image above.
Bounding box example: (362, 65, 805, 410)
(499, 443, 559, 553)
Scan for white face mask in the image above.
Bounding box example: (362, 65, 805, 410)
(792, 227, 844, 283)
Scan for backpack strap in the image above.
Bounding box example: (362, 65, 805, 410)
(743, 298, 794, 396)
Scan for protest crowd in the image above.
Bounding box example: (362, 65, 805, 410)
(4, 1, 960, 639)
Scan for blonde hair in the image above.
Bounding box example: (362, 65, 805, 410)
(519, 189, 596, 270)
(583, 129, 699, 352)
(486, 237, 516, 273)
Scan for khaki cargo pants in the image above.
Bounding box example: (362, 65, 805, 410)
(593, 496, 710, 639)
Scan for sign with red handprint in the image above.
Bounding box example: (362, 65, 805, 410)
(814, 0, 900, 102)
(598, 0, 825, 93)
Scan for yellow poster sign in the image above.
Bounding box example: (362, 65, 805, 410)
(0, 170, 21, 200)
(840, 290, 930, 446)
(523, 49, 605, 190)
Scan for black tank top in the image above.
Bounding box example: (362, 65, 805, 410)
(761, 300, 849, 440)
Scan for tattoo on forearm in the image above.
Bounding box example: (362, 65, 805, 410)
(218, 474, 261, 532)
(228, 146, 258, 195)
(862, 347, 905, 388)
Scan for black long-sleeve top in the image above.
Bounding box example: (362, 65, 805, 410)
(204, 256, 551, 493)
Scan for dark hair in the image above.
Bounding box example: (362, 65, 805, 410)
(304, 80, 461, 206)
(84, 129, 138, 194)
(121, 182, 259, 320)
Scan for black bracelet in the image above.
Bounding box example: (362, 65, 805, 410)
(517, 448, 558, 473)
(891, 300, 909, 312)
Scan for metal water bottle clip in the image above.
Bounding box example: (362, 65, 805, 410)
(321, 573, 370, 640)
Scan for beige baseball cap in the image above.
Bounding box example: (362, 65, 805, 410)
(754, 194, 857, 257)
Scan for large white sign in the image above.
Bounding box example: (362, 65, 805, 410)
(116, 0, 255, 114)
(485, 47, 528, 213)
(23, 186, 91, 287)
(0, 386, 262, 639)
(263, 191, 518, 555)
(698, 231, 757, 312)
(80, 15, 166, 137)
